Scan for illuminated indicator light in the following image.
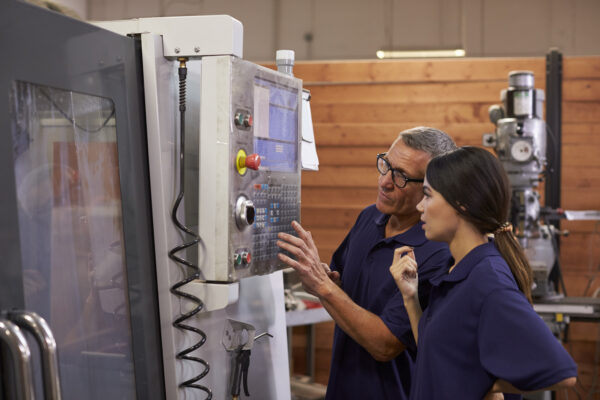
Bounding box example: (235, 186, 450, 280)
(242, 252, 251, 264)
(244, 114, 253, 127)
(233, 253, 242, 265)
(234, 112, 244, 126)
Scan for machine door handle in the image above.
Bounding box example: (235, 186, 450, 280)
(8, 311, 62, 400)
(0, 318, 35, 400)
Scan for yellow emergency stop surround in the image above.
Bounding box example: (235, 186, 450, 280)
(236, 149, 247, 175)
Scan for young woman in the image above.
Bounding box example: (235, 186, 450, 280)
(390, 146, 577, 399)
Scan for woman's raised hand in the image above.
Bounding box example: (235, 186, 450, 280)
(390, 246, 419, 300)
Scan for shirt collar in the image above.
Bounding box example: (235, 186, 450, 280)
(373, 210, 428, 247)
(430, 241, 499, 286)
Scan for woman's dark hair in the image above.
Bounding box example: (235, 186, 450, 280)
(426, 146, 533, 303)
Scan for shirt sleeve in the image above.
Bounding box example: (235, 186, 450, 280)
(415, 245, 451, 310)
(329, 208, 368, 275)
(380, 291, 417, 352)
(380, 244, 451, 353)
(329, 232, 350, 276)
(478, 289, 577, 391)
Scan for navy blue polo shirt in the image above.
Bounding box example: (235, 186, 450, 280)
(411, 241, 577, 400)
(326, 205, 451, 400)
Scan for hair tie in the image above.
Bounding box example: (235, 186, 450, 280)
(494, 222, 512, 235)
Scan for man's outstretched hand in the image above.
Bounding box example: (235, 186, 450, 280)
(277, 221, 337, 297)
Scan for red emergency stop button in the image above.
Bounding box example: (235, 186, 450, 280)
(245, 153, 261, 170)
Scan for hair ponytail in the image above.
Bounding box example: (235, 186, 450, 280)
(493, 230, 533, 304)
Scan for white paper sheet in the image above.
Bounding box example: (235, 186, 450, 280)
(301, 89, 319, 171)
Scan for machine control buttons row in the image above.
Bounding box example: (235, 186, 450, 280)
(254, 192, 298, 201)
(255, 208, 295, 217)
(253, 210, 297, 229)
(253, 186, 299, 230)
(255, 233, 280, 242)
(234, 110, 253, 129)
(253, 185, 299, 202)
(250, 183, 300, 262)
(252, 228, 295, 262)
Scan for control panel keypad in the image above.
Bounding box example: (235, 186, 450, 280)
(251, 183, 300, 262)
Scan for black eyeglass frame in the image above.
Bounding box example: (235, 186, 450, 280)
(376, 153, 425, 189)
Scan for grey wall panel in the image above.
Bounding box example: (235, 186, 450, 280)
(84, 0, 600, 60)
(482, 0, 552, 56)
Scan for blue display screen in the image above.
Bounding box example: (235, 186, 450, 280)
(253, 77, 298, 172)
(254, 138, 297, 172)
(268, 103, 298, 143)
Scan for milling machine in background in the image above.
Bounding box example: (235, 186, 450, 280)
(484, 71, 562, 298)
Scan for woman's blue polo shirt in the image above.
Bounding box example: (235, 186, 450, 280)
(326, 205, 451, 400)
(411, 241, 577, 399)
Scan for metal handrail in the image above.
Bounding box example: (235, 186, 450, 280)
(8, 311, 62, 400)
(0, 318, 34, 400)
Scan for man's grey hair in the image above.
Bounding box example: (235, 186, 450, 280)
(393, 126, 457, 158)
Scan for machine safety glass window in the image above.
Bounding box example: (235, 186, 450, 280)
(9, 81, 136, 399)
(376, 153, 424, 189)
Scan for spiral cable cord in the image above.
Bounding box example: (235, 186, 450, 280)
(168, 58, 212, 399)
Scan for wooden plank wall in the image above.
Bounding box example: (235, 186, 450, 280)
(278, 56, 600, 397)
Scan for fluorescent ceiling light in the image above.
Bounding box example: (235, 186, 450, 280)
(376, 49, 466, 59)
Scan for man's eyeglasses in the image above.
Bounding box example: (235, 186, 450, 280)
(376, 153, 424, 189)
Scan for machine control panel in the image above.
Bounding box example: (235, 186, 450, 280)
(199, 56, 302, 282)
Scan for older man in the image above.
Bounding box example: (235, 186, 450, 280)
(277, 127, 456, 400)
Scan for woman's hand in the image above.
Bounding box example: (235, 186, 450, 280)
(390, 246, 423, 342)
(390, 246, 419, 301)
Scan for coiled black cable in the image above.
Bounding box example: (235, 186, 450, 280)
(167, 58, 212, 399)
